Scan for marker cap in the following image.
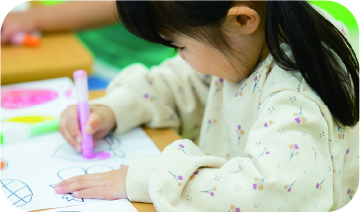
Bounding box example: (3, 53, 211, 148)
(73, 70, 87, 80)
(30, 119, 60, 136)
(23, 34, 40, 47)
(0, 133, 3, 145)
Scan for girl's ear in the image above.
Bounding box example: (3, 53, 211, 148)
(227, 5, 260, 35)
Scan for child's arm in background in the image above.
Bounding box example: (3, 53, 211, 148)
(90, 55, 211, 136)
(127, 90, 333, 211)
(1, 1, 117, 43)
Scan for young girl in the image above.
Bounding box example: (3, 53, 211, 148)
(56, 1, 359, 211)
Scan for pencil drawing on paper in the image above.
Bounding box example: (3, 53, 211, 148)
(62, 193, 85, 202)
(1, 179, 33, 207)
(49, 184, 85, 203)
(52, 135, 125, 161)
(56, 165, 115, 181)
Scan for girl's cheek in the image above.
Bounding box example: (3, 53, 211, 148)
(190, 62, 211, 75)
(179, 51, 187, 61)
(182, 52, 213, 75)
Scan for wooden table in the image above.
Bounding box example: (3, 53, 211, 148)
(1, 32, 93, 85)
(2, 2, 93, 85)
(33, 90, 181, 212)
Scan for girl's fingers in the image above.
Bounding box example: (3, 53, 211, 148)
(55, 179, 102, 194)
(67, 120, 82, 144)
(54, 177, 104, 194)
(55, 169, 127, 200)
(60, 105, 81, 150)
(55, 173, 102, 188)
(93, 130, 109, 141)
(60, 126, 78, 150)
(120, 164, 129, 169)
(85, 113, 102, 135)
(73, 185, 111, 200)
(67, 106, 82, 143)
(0, 25, 16, 43)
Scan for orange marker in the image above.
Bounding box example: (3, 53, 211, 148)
(11, 32, 40, 47)
(1, 159, 7, 170)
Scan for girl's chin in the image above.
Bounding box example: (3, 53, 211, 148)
(223, 76, 244, 83)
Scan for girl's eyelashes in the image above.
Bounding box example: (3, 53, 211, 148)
(174, 46, 185, 51)
(169, 42, 185, 52)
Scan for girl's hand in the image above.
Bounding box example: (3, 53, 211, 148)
(59, 105, 116, 153)
(1, 11, 37, 43)
(54, 166, 129, 200)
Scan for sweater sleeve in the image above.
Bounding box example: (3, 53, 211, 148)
(127, 90, 333, 211)
(90, 55, 211, 135)
(312, 3, 350, 40)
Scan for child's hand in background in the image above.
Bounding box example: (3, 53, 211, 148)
(54, 166, 129, 200)
(1, 11, 37, 43)
(59, 105, 116, 152)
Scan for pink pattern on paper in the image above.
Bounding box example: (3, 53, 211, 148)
(65, 89, 72, 97)
(1, 89, 58, 109)
(93, 151, 112, 160)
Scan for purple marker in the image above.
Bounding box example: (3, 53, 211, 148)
(73, 70, 93, 159)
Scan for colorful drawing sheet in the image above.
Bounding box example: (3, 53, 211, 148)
(1, 127, 160, 211)
(1, 77, 76, 122)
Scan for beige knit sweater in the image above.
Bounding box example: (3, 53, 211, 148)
(90, 8, 358, 212)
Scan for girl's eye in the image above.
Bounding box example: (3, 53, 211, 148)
(174, 47, 185, 52)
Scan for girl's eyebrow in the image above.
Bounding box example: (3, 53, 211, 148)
(163, 38, 177, 47)
(159, 34, 175, 43)
(165, 39, 175, 44)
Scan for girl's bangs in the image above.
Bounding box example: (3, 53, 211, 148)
(116, 1, 194, 49)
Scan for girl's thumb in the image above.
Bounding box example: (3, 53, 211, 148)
(85, 113, 102, 135)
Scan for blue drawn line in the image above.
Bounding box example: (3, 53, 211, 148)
(52, 135, 125, 161)
(62, 193, 84, 202)
(2, 179, 15, 187)
(7, 185, 27, 198)
(57, 167, 85, 181)
(12, 194, 31, 206)
(56, 165, 115, 181)
(1, 179, 33, 207)
(104, 136, 125, 158)
(85, 165, 114, 173)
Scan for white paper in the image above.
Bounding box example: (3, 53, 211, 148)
(1, 127, 160, 211)
(45, 199, 138, 212)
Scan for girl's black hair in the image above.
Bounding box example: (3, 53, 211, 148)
(116, 1, 359, 127)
